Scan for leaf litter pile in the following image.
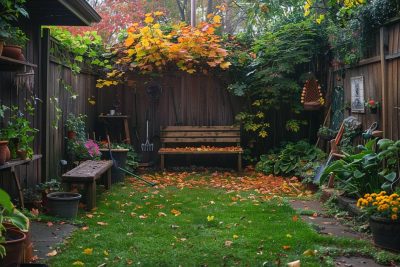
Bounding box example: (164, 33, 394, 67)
(133, 171, 312, 198)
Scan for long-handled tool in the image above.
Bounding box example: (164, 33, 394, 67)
(107, 136, 156, 187)
(141, 120, 154, 151)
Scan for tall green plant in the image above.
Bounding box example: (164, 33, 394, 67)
(228, 20, 327, 139)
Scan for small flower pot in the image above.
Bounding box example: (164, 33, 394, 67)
(2, 45, 25, 61)
(369, 216, 400, 252)
(17, 149, 28, 160)
(46, 192, 82, 219)
(0, 228, 27, 267)
(67, 130, 76, 139)
(369, 107, 378, 114)
(0, 140, 10, 165)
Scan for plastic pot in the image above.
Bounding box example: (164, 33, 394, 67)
(369, 216, 400, 252)
(0, 228, 27, 267)
(46, 192, 82, 219)
(100, 148, 129, 183)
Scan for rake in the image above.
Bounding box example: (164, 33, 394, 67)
(107, 135, 156, 187)
(141, 120, 154, 151)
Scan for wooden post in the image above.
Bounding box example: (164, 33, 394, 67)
(238, 153, 242, 172)
(160, 154, 165, 170)
(380, 26, 388, 138)
(41, 28, 51, 182)
(11, 167, 24, 209)
(123, 118, 131, 144)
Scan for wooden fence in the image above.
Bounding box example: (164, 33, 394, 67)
(0, 28, 98, 200)
(331, 18, 400, 140)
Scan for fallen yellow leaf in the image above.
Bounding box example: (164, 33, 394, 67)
(171, 209, 181, 216)
(72, 261, 85, 266)
(233, 234, 239, 239)
(207, 215, 214, 222)
(83, 248, 93, 255)
(46, 250, 57, 257)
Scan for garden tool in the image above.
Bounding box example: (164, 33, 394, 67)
(107, 135, 156, 187)
(141, 120, 154, 151)
(362, 122, 378, 140)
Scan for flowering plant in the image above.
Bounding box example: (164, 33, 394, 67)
(357, 191, 400, 221)
(365, 99, 379, 109)
(67, 139, 101, 161)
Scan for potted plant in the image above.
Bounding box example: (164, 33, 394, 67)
(357, 191, 400, 251)
(0, 105, 10, 165)
(317, 126, 336, 140)
(36, 179, 61, 208)
(0, 188, 29, 266)
(2, 106, 38, 160)
(65, 113, 87, 140)
(365, 99, 380, 114)
(2, 27, 28, 60)
(0, 0, 28, 56)
(22, 188, 42, 210)
(67, 139, 101, 162)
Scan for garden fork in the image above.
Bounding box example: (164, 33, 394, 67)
(141, 120, 154, 151)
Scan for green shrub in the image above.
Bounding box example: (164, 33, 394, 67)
(256, 141, 325, 180)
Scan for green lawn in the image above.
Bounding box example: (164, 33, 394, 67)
(48, 173, 397, 266)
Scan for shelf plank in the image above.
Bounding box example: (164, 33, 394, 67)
(0, 56, 38, 71)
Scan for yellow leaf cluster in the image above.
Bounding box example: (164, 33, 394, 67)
(99, 12, 231, 87)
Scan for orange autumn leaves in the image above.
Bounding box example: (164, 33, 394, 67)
(159, 146, 243, 153)
(97, 11, 230, 88)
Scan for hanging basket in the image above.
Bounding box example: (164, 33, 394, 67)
(301, 78, 324, 111)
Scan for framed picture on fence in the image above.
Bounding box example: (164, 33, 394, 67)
(350, 76, 365, 113)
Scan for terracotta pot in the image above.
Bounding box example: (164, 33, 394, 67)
(17, 149, 28, 160)
(0, 40, 4, 56)
(67, 130, 77, 139)
(2, 45, 25, 61)
(370, 216, 400, 252)
(3, 223, 33, 262)
(0, 140, 9, 165)
(0, 228, 27, 267)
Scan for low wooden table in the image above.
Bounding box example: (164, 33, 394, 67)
(0, 154, 42, 209)
(61, 160, 113, 210)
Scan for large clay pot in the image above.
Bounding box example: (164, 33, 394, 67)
(370, 216, 400, 252)
(2, 45, 25, 61)
(0, 140, 9, 165)
(0, 228, 27, 267)
(3, 223, 33, 262)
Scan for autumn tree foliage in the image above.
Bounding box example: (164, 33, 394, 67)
(65, 0, 145, 43)
(97, 11, 231, 88)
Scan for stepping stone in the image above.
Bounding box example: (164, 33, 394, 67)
(30, 221, 77, 261)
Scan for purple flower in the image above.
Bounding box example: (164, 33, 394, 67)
(85, 139, 100, 158)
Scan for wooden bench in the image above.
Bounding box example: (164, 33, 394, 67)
(62, 160, 113, 210)
(158, 126, 243, 171)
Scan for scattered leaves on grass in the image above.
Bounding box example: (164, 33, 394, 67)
(282, 245, 291, 250)
(207, 215, 214, 221)
(139, 214, 148, 219)
(158, 212, 167, 217)
(97, 222, 108, 226)
(292, 215, 298, 222)
(72, 261, 85, 266)
(233, 234, 239, 239)
(83, 248, 93, 255)
(47, 222, 53, 227)
(103, 250, 109, 256)
(303, 249, 317, 256)
(86, 214, 94, 219)
(46, 250, 58, 257)
(171, 209, 181, 216)
(81, 226, 89, 231)
(224, 240, 233, 247)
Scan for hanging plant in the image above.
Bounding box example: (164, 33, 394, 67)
(301, 78, 324, 110)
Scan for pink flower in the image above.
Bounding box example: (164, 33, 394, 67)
(85, 139, 100, 158)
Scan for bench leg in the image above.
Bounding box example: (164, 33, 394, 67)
(105, 169, 111, 190)
(86, 181, 96, 211)
(160, 154, 165, 170)
(238, 154, 242, 173)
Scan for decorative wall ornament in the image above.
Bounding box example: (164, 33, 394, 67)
(301, 78, 324, 110)
(350, 76, 365, 113)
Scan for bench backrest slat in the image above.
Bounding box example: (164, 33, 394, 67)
(160, 126, 241, 144)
